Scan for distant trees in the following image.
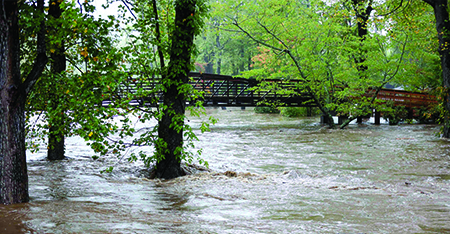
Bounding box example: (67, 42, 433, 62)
(196, 3, 257, 75)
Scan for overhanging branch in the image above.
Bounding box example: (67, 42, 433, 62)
(23, 0, 48, 95)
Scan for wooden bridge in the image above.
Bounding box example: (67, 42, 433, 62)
(108, 72, 437, 110)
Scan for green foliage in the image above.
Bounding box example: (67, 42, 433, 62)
(96, 0, 213, 169)
(279, 107, 319, 117)
(211, 0, 438, 129)
(195, 4, 257, 75)
(385, 1, 441, 91)
(380, 103, 408, 125)
(23, 0, 124, 154)
(254, 106, 280, 114)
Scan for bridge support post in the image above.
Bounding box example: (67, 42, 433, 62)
(307, 107, 312, 117)
(357, 116, 363, 124)
(338, 116, 348, 125)
(321, 115, 333, 124)
(320, 115, 326, 124)
(374, 110, 381, 125)
(407, 108, 414, 120)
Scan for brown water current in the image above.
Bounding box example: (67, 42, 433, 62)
(1, 107, 450, 233)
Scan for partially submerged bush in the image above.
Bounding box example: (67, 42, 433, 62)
(280, 107, 305, 117)
(382, 105, 408, 125)
(280, 107, 319, 117)
(254, 106, 280, 114)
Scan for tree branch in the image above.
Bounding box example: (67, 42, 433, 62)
(121, 0, 137, 20)
(422, 0, 435, 6)
(152, 0, 165, 73)
(23, 0, 48, 95)
(232, 19, 334, 127)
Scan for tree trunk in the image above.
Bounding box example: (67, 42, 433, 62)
(352, 0, 373, 77)
(0, 0, 47, 204)
(0, 0, 29, 204)
(48, 123, 65, 160)
(424, 0, 450, 137)
(216, 35, 222, 74)
(47, 0, 66, 160)
(155, 0, 197, 179)
(204, 53, 214, 73)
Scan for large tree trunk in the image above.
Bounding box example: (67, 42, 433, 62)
(352, 0, 373, 76)
(0, 0, 47, 204)
(155, 0, 197, 179)
(0, 0, 29, 205)
(424, 0, 450, 137)
(47, 0, 66, 160)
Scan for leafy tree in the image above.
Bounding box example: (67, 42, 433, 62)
(24, 0, 123, 160)
(79, 0, 213, 178)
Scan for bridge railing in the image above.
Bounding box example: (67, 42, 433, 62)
(104, 72, 436, 109)
(189, 72, 315, 106)
(367, 88, 437, 108)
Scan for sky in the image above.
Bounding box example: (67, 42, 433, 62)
(92, 0, 123, 19)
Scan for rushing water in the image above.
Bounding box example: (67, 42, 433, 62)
(1, 107, 450, 233)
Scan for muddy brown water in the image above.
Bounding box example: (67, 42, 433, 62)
(1, 107, 450, 233)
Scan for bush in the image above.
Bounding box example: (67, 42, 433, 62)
(280, 107, 305, 117)
(254, 106, 280, 114)
(382, 105, 408, 125)
(279, 107, 320, 117)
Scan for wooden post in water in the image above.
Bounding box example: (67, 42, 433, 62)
(407, 108, 414, 120)
(321, 115, 333, 125)
(338, 115, 348, 125)
(357, 116, 363, 124)
(374, 110, 381, 125)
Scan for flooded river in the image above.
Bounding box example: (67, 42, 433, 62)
(1, 107, 450, 233)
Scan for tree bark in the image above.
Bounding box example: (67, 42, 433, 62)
(351, 0, 373, 77)
(155, 0, 197, 179)
(0, 0, 29, 204)
(47, 0, 66, 160)
(0, 0, 47, 204)
(424, 0, 450, 137)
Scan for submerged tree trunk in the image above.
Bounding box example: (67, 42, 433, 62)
(155, 0, 198, 179)
(0, 0, 47, 204)
(0, 1, 28, 204)
(424, 0, 450, 137)
(47, 0, 66, 160)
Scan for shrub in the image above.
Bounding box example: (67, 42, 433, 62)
(280, 107, 305, 117)
(279, 107, 321, 117)
(254, 106, 280, 114)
